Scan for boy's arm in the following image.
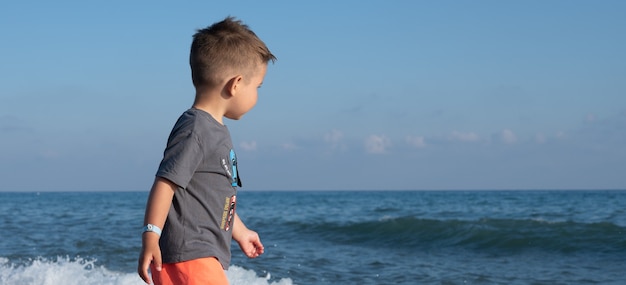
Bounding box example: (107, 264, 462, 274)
(137, 177, 177, 284)
(232, 213, 264, 258)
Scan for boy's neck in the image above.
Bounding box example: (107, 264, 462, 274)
(192, 93, 226, 125)
(192, 105, 223, 125)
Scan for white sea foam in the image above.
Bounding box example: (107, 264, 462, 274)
(0, 257, 293, 285)
(226, 266, 293, 285)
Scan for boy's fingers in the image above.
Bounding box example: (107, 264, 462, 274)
(254, 239, 264, 252)
(138, 255, 152, 284)
(153, 251, 163, 271)
(249, 240, 264, 257)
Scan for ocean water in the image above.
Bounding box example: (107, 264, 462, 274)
(1, 190, 625, 285)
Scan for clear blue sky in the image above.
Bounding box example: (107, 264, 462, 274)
(1, 1, 624, 191)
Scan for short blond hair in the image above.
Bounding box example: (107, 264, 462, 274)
(190, 17, 276, 88)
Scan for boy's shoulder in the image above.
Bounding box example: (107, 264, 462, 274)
(176, 108, 220, 127)
(170, 108, 227, 138)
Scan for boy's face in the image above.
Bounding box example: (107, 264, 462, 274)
(225, 64, 267, 120)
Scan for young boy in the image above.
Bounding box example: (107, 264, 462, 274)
(138, 17, 276, 285)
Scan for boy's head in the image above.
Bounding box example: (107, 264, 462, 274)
(190, 17, 276, 90)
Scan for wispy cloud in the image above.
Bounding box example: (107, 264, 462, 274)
(324, 129, 345, 150)
(239, 141, 257, 151)
(500, 129, 517, 144)
(448, 131, 480, 143)
(406, 135, 426, 148)
(365, 135, 391, 154)
(534, 133, 546, 144)
(281, 142, 298, 151)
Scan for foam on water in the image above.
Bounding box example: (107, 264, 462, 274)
(226, 266, 293, 285)
(0, 257, 293, 285)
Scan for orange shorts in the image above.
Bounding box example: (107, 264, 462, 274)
(150, 257, 228, 285)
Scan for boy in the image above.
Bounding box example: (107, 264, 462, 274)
(138, 17, 276, 285)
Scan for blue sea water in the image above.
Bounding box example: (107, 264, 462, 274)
(1, 190, 625, 284)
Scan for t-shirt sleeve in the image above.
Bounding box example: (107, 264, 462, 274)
(156, 130, 203, 189)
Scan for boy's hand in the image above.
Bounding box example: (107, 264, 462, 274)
(232, 213, 264, 258)
(137, 233, 162, 284)
(236, 229, 265, 258)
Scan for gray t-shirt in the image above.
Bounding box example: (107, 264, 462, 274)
(156, 108, 240, 269)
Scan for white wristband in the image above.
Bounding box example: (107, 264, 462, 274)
(143, 224, 162, 236)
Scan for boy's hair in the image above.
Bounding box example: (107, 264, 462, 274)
(190, 17, 276, 89)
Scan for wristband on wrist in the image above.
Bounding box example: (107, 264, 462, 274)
(143, 224, 162, 236)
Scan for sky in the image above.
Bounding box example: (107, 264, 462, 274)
(1, 1, 625, 191)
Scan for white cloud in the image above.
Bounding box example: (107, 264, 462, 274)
(239, 141, 257, 151)
(500, 129, 517, 144)
(449, 131, 480, 143)
(324, 129, 343, 143)
(585, 113, 597, 123)
(406, 136, 426, 148)
(324, 129, 345, 150)
(534, 133, 546, 144)
(281, 142, 298, 151)
(365, 135, 391, 154)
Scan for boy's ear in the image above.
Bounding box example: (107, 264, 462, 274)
(225, 75, 244, 97)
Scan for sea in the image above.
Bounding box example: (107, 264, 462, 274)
(0, 190, 625, 285)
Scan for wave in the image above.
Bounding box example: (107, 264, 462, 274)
(288, 217, 626, 254)
(0, 257, 293, 285)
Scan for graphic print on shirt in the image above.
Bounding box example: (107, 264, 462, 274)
(219, 149, 239, 231)
(221, 149, 241, 187)
(220, 195, 237, 231)
(229, 149, 241, 187)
